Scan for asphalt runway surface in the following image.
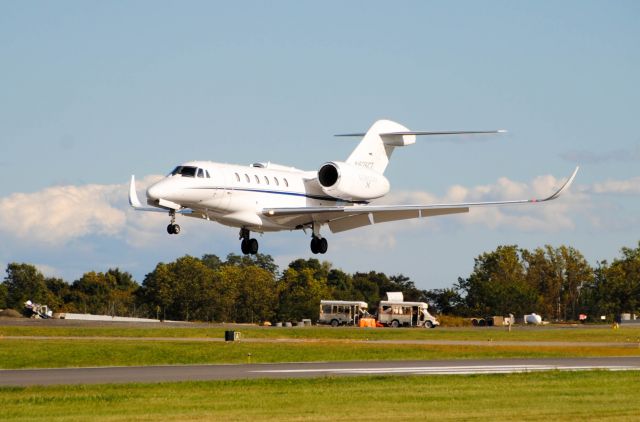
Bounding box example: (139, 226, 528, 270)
(2, 357, 640, 386)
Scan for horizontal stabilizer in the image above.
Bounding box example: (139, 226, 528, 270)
(336, 129, 506, 137)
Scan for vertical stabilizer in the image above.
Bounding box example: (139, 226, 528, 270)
(346, 119, 413, 174)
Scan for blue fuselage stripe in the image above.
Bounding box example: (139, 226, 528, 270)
(189, 187, 365, 204)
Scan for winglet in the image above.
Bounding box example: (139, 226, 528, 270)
(541, 166, 579, 202)
(129, 175, 143, 208)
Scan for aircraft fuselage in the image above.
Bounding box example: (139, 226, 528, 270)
(146, 161, 350, 232)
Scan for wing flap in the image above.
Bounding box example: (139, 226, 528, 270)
(371, 209, 420, 224)
(329, 214, 373, 233)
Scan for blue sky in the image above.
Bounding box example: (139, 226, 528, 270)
(1, 1, 639, 288)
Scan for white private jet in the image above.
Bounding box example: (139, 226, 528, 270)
(129, 119, 578, 255)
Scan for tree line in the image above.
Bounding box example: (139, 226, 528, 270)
(1, 242, 639, 322)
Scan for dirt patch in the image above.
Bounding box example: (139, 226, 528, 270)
(0, 309, 24, 318)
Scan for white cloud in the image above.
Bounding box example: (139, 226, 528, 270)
(590, 177, 640, 195)
(378, 172, 584, 233)
(0, 175, 163, 246)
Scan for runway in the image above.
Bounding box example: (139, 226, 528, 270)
(2, 357, 640, 386)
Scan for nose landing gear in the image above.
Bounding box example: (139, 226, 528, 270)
(166, 210, 180, 235)
(239, 228, 259, 255)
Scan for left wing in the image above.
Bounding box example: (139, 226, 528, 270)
(263, 167, 579, 233)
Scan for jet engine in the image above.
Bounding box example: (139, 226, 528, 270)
(317, 161, 390, 201)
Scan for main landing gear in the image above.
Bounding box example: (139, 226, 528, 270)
(309, 224, 328, 254)
(166, 210, 180, 235)
(310, 236, 328, 254)
(240, 228, 259, 255)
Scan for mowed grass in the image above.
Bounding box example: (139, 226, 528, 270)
(2, 371, 640, 421)
(4, 323, 640, 343)
(2, 338, 640, 369)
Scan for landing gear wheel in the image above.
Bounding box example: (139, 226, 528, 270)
(318, 237, 328, 254)
(310, 236, 328, 254)
(241, 238, 250, 255)
(166, 224, 180, 235)
(248, 238, 259, 255)
(241, 238, 259, 255)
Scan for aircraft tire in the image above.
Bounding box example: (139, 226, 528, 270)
(318, 238, 328, 254)
(248, 238, 259, 255)
(167, 224, 180, 235)
(241, 239, 249, 255)
(310, 238, 319, 254)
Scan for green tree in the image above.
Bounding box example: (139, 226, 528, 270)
(140, 256, 216, 321)
(278, 266, 331, 322)
(457, 245, 537, 317)
(351, 272, 382, 313)
(327, 268, 358, 300)
(3, 263, 49, 310)
(224, 264, 277, 323)
(423, 288, 464, 315)
(201, 254, 223, 270)
(0, 282, 7, 309)
(583, 242, 640, 319)
(44, 277, 70, 311)
(225, 253, 279, 276)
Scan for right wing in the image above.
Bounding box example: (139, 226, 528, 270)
(263, 167, 579, 233)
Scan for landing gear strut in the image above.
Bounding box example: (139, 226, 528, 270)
(239, 228, 259, 255)
(166, 210, 180, 235)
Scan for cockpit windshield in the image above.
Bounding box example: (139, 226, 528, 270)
(170, 166, 197, 177)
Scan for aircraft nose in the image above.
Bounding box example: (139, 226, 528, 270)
(146, 182, 165, 201)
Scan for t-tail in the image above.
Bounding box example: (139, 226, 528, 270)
(336, 119, 506, 174)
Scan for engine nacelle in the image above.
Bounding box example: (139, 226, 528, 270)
(317, 161, 390, 201)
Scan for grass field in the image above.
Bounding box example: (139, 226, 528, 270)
(2, 338, 640, 369)
(3, 323, 640, 343)
(2, 371, 640, 421)
(2, 323, 640, 369)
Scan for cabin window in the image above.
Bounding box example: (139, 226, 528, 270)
(283, 178, 289, 187)
(254, 175, 260, 184)
(274, 177, 279, 186)
(205, 170, 211, 178)
(264, 176, 269, 185)
(197, 168, 204, 178)
(245, 174, 250, 183)
(235, 173, 240, 182)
